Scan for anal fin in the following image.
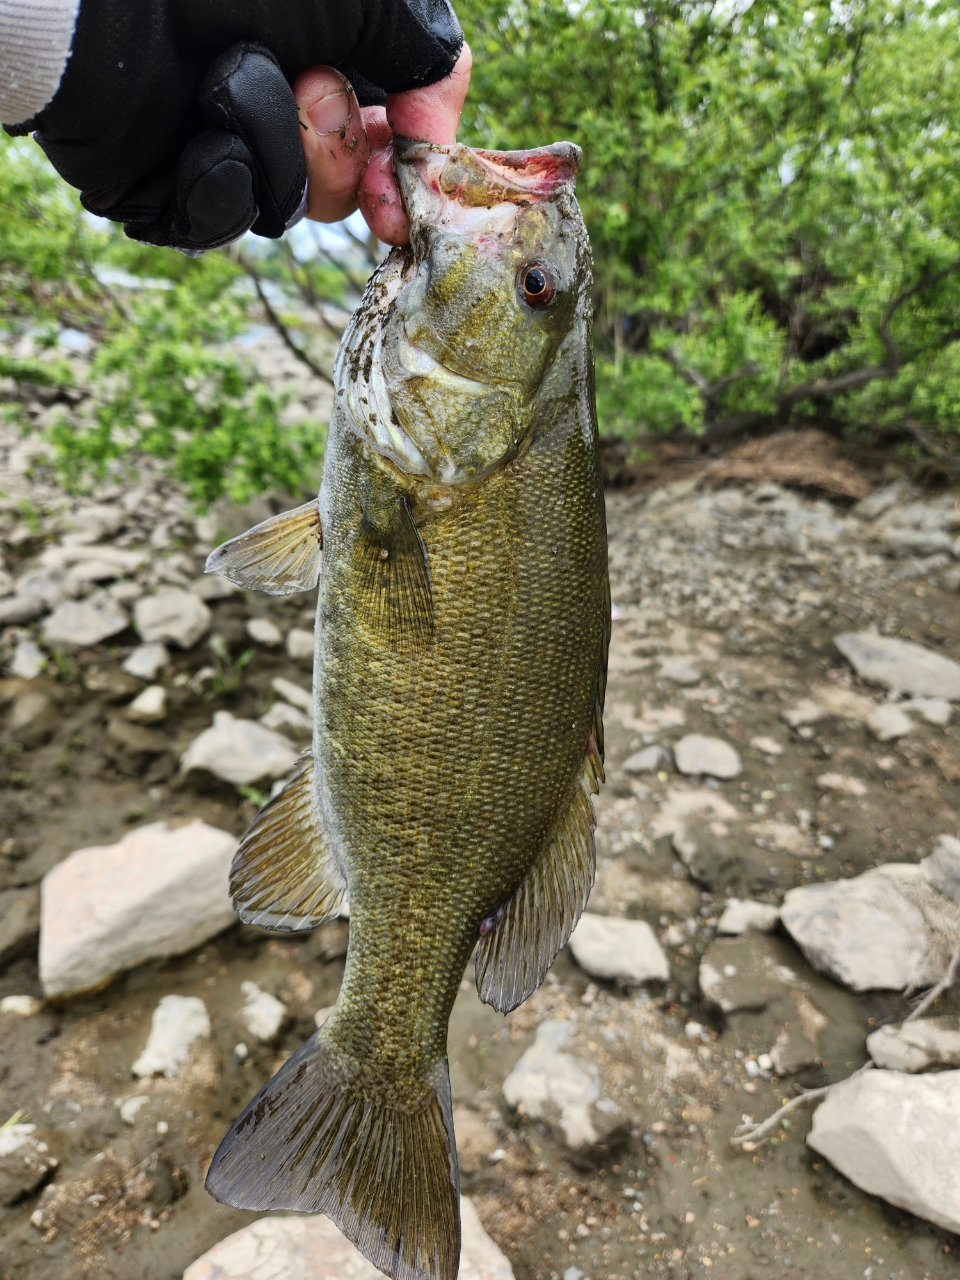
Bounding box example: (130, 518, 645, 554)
(475, 780, 597, 1014)
(230, 753, 345, 931)
(205, 499, 322, 595)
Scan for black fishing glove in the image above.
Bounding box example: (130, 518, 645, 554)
(4, 0, 462, 253)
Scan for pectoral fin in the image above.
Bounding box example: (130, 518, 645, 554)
(205, 500, 322, 595)
(475, 779, 597, 1014)
(230, 753, 346, 931)
(351, 497, 434, 652)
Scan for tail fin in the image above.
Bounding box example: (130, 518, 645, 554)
(205, 1031, 461, 1280)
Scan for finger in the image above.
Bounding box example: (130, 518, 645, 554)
(357, 45, 472, 246)
(293, 66, 370, 224)
(357, 106, 410, 246)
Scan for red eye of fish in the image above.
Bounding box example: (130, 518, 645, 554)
(518, 262, 555, 307)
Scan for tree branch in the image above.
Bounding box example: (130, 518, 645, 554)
(239, 255, 334, 387)
(729, 1063, 874, 1149)
(899, 418, 960, 476)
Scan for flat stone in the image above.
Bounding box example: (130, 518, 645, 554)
(83, 664, 141, 702)
(180, 711, 298, 787)
(835, 630, 960, 700)
(502, 1019, 629, 1153)
(239, 981, 287, 1042)
(749, 735, 783, 756)
(659, 657, 702, 685)
(816, 772, 867, 796)
(865, 704, 915, 741)
(808, 1068, 960, 1232)
(39, 820, 237, 998)
(286, 627, 314, 663)
(260, 702, 312, 734)
(880, 528, 956, 557)
(121, 643, 169, 681)
(8, 639, 45, 680)
(105, 716, 168, 773)
(673, 734, 741, 779)
(867, 1018, 960, 1072)
(0, 596, 45, 625)
(7, 692, 58, 747)
(42, 596, 128, 648)
(125, 684, 167, 724)
(0, 1123, 57, 1205)
(699, 933, 805, 1013)
(0, 884, 40, 965)
(904, 696, 952, 726)
(920, 835, 960, 904)
(132, 994, 211, 1078)
(246, 617, 283, 647)
(183, 1195, 513, 1280)
(568, 913, 669, 985)
(39, 543, 144, 572)
(780, 865, 944, 992)
(853, 480, 912, 520)
(192, 574, 237, 601)
(716, 898, 780, 935)
(271, 677, 312, 713)
(134, 588, 211, 649)
(622, 745, 666, 775)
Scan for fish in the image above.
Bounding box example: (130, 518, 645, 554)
(202, 138, 609, 1280)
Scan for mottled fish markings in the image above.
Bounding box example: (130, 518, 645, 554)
(203, 138, 609, 1280)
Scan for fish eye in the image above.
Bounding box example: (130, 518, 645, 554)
(518, 261, 556, 308)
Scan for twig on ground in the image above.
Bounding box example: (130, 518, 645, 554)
(904, 945, 960, 1023)
(730, 1063, 874, 1148)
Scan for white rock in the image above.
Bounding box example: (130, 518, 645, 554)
(716, 899, 780, 935)
(192, 574, 237, 601)
(0, 995, 42, 1016)
(183, 1195, 513, 1280)
(568, 913, 670, 984)
(246, 617, 283, 647)
(816, 772, 867, 796)
(271, 677, 312, 713)
(126, 684, 167, 724)
(659, 657, 702, 685)
(286, 627, 314, 663)
(118, 1094, 149, 1124)
(180, 712, 298, 787)
(780, 865, 944, 992)
(867, 1019, 960, 1072)
(0, 1122, 57, 1205)
(314, 1005, 334, 1028)
(749, 735, 783, 756)
(122, 643, 169, 681)
(904, 696, 952, 726)
(865, 703, 915, 741)
(622, 745, 665, 775)
(132, 994, 211, 1078)
(835, 630, 960, 700)
(8, 639, 45, 680)
(39, 543, 144, 572)
(42, 596, 128, 648)
(920, 835, 960, 904)
(0, 595, 46, 625)
(239, 981, 287, 1042)
(39, 820, 238, 998)
(808, 1068, 960, 1232)
(673, 734, 741, 779)
(134, 588, 211, 648)
(259, 702, 312, 733)
(502, 1020, 626, 1150)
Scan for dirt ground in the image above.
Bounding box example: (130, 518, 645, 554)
(2, 427, 960, 1280)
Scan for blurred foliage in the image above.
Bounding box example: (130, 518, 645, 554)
(458, 0, 960, 456)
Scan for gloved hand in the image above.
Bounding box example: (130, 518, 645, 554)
(4, 0, 463, 253)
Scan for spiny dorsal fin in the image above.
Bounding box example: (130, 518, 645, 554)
(205, 499, 322, 595)
(475, 781, 596, 1014)
(206, 1037, 460, 1280)
(351, 497, 434, 653)
(231, 753, 346, 931)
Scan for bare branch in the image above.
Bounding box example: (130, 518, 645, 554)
(730, 1063, 874, 1148)
(877, 257, 960, 368)
(900, 419, 960, 476)
(662, 349, 760, 402)
(905, 945, 960, 1022)
(239, 255, 334, 387)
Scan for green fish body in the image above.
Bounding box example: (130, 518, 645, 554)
(205, 140, 609, 1280)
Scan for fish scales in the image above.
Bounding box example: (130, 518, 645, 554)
(204, 138, 609, 1280)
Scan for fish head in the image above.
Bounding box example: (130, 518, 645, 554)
(343, 140, 589, 487)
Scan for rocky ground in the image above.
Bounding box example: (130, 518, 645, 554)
(2, 400, 960, 1280)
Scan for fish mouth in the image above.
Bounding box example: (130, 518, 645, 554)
(395, 139, 581, 213)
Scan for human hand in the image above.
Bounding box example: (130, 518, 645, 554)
(8, 0, 463, 254)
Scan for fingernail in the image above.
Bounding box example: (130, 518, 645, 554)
(307, 90, 352, 135)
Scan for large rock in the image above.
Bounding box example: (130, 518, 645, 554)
(6, 691, 58, 747)
(920, 834, 960, 904)
(0, 884, 40, 964)
(134, 588, 211, 648)
(834, 631, 960, 700)
(780, 866, 944, 992)
(132, 994, 211, 1078)
(502, 1019, 628, 1153)
(867, 1018, 960, 1072)
(183, 1195, 513, 1280)
(42, 596, 128, 648)
(673, 734, 742, 779)
(568, 913, 669, 984)
(808, 1068, 960, 1232)
(0, 1123, 57, 1205)
(39, 820, 238, 998)
(122, 643, 169, 681)
(180, 712, 298, 787)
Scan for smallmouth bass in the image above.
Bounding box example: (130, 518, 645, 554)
(204, 138, 609, 1280)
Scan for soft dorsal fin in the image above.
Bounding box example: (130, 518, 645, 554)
(230, 753, 346, 931)
(206, 499, 322, 595)
(474, 780, 597, 1014)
